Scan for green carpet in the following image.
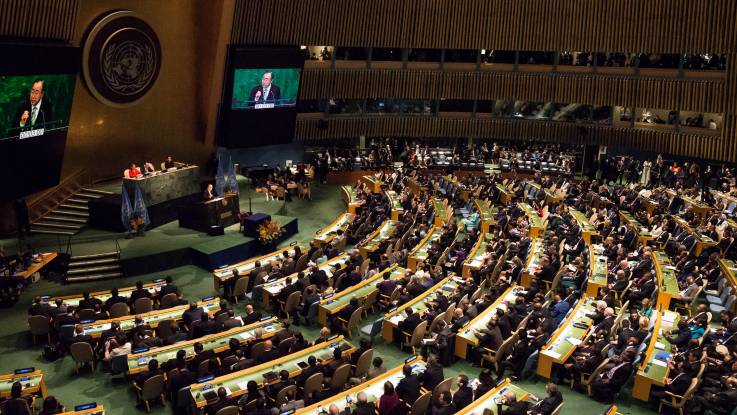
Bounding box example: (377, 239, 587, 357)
(0, 182, 657, 415)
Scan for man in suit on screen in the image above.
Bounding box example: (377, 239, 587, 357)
(248, 71, 281, 105)
(15, 79, 53, 130)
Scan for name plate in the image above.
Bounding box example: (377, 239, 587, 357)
(254, 103, 275, 109)
(19, 128, 44, 139)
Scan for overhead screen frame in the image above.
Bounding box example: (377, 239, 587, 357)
(0, 42, 81, 201)
(217, 45, 305, 148)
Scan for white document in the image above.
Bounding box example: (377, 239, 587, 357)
(545, 351, 562, 359)
(652, 359, 668, 367)
(566, 337, 582, 346)
(654, 342, 666, 350)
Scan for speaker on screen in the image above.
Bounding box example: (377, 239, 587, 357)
(218, 46, 305, 148)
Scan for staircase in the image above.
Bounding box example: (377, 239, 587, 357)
(31, 188, 113, 236)
(64, 250, 124, 283)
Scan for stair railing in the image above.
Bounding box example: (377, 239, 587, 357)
(27, 168, 92, 223)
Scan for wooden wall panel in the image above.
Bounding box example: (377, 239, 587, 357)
(0, 0, 79, 41)
(300, 69, 725, 113)
(233, 0, 737, 53)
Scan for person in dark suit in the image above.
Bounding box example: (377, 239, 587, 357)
(256, 340, 281, 364)
(203, 184, 215, 201)
(0, 382, 32, 415)
(188, 342, 214, 372)
(590, 350, 634, 402)
(182, 302, 204, 328)
(205, 387, 232, 415)
(496, 390, 529, 415)
(529, 383, 563, 415)
(135, 359, 162, 389)
(129, 281, 151, 305)
(431, 391, 455, 415)
(399, 307, 421, 334)
(28, 297, 50, 316)
(242, 304, 262, 325)
(648, 353, 698, 408)
(221, 310, 243, 330)
(248, 72, 282, 104)
(297, 355, 322, 385)
(78, 292, 102, 311)
(159, 276, 178, 297)
(418, 356, 444, 391)
(191, 313, 218, 339)
(451, 375, 473, 410)
(353, 392, 376, 415)
(104, 288, 128, 312)
(14, 79, 53, 131)
(395, 364, 421, 405)
(71, 325, 94, 346)
(165, 323, 188, 345)
(168, 359, 196, 407)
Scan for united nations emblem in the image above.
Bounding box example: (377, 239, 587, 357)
(82, 11, 161, 107)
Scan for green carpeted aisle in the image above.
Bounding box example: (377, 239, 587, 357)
(0, 181, 656, 415)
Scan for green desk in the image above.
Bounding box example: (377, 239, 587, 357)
(457, 379, 531, 414)
(570, 209, 598, 244)
(496, 184, 513, 205)
(297, 357, 425, 415)
(521, 238, 545, 287)
(213, 245, 302, 290)
(358, 220, 398, 259)
(432, 197, 452, 227)
(455, 285, 522, 359)
(407, 227, 441, 271)
(618, 211, 652, 245)
(360, 176, 382, 193)
(261, 254, 351, 308)
(632, 310, 679, 401)
(386, 190, 404, 221)
(342, 185, 363, 214)
(0, 369, 46, 399)
(382, 275, 460, 342)
(190, 336, 355, 408)
(475, 200, 495, 233)
(587, 245, 608, 297)
(518, 203, 543, 238)
(79, 298, 220, 338)
(653, 251, 680, 310)
(42, 278, 167, 308)
(126, 318, 282, 375)
(537, 296, 596, 378)
(313, 213, 354, 247)
(317, 265, 404, 325)
(462, 233, 494, 278)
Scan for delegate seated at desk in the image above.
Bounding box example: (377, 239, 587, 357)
(126, 163, 142, 178)
(203, 184, 215, 201)
(162, 155, 176, 170)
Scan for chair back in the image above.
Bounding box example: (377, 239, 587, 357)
(363, 289, 379, 312)
(250, 341, 267, 361)
(28, 315, 50, 335)
(432, 377, 452, 404)
(353, 349, 373, 378)
(409, 391, 432, 415)
(310, 249, 324, 262)
(156, 319, 175, 339)
(388, 287, 401, 303)
(444, 302, 456, 323)
(58, 324, 76, 344)
(428, 314, 445, 334)
(221, 355, 238, 368)
(410, 320, 428, 347)
(197, 359, 211, 377)
(303, 372, 324, 396)
(134, 297, 153, 314)
(159, 293, 178, 309)
(77, 308, 96, 321)
(109, 302, 130, 318)
(346, 307, 364, 337)
(141, 374, 165, 401)
(329, 363, 352, 390)
(295, 254, 309, 273)
(550, 402, 564, 415)
(278, 337, 296, 355)
(214, 406, 239, 415)
(251, 271, 266, 287)
(284, 291, 302, 313)
(234, 277, 250, 298)
(359, 259, 370, 276)
(275, 384, 297, 406)
(70, 342, 94, 364)
(111, 353, 129, 374)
